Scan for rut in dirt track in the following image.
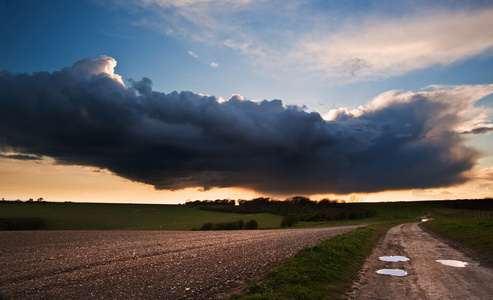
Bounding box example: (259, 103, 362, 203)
(350, 222, 493, 300)
(0, 225, 360, 300)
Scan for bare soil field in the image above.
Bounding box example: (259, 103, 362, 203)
(349, 222, 493, 299)
(0, 225, 360, 299)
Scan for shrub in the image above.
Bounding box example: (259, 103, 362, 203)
(281, 214, 299, 228)
(200, 222, 214, 230)
(245, 219, 258, 230)
(215, 221, 243, 230)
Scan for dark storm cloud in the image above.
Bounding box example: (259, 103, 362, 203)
(0, 153, 41, 160)
(462, 126, 493, 134)
(0, 57, 492, 195)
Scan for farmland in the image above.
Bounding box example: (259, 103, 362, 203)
(2, 199, 493, 299)
(0, 202, 283, 230)
(0, 225, 362, 299)
(0, 200, 440, 231)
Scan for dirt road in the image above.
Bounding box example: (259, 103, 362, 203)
(0, 226, 360, 299)
(350, 222, 493, 299)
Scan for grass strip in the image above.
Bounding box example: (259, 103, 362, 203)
(420, 216, 493, 265)
(229, 223, 396, 300)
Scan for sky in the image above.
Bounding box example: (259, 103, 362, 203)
(1, 0, 493, 204)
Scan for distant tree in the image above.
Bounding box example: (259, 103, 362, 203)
(348, 195, 363, 203)
(215, 221, 243, 230)
(245, 219, 258, 230)
(28, 198, 34, 202)
(334, 211, 347, 220)
(288, 196, 312, 206)
(36, 197, 44, 202)
(237, 199, 248, 205)
(200, 222, 214, 230)
(281, 214, 299, 228)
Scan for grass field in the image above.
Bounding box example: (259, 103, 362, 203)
(0, 200, 436, 231)
(293, 201, 435, 228)
(420, 214, 493, 265)
(354, 201, 439, 218)
(0, 202, 283, 230)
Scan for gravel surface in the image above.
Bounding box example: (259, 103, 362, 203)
(0, 226, 360, 299)
(349, 222, 493, 299)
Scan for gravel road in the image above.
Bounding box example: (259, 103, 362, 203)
(0, 225, 360, 299)
(349, 222, 493, 299)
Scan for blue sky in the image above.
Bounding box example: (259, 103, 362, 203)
(4, 0, 492, 109)
(1, 0, 493, 203)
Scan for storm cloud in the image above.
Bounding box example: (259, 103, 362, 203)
(1, 56, 492, 195)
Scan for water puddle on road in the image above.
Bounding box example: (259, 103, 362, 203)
(421, 219, 429, 222)
(376, 269, 408, 276)
(436, 260, 468, 267)
(379, 256, 410, 262)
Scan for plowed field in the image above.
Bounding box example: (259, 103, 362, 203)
(0, 226, 360, 299)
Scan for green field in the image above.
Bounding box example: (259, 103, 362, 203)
(0, 202, 283, 230)
(421, 214, 493, 265)
(0, 200, 437, 231)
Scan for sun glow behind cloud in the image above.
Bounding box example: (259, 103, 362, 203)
(0, 157, 260, 203)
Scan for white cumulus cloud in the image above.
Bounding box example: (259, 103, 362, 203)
(72, 55, 124, 85)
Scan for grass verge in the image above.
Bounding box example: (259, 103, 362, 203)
(228, 222, 397, 300)
(420, 216, 493, 265)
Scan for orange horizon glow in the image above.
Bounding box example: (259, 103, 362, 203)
(1, 157, 491, 204)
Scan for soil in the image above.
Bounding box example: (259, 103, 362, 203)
(349, 221, 493, 300)
(0, 225, 360, 299)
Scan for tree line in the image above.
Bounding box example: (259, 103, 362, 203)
(185, 196, 377, 224)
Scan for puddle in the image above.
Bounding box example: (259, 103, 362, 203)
(379, 256, 410, 262)
(421, 219, 429, 222)
(436, 260, 468, 267)
(376, 269, 407, 276)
